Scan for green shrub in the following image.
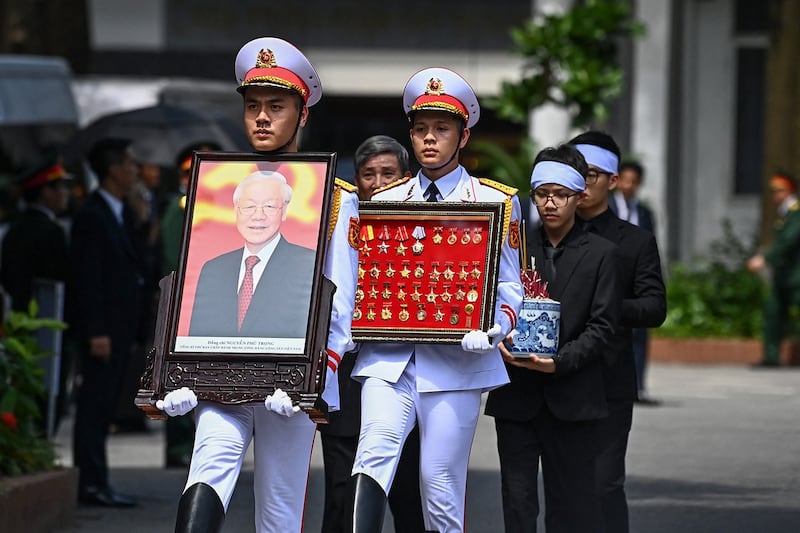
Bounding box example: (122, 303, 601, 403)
(0, 302, 66, 476)
(657, 220, 767, 339)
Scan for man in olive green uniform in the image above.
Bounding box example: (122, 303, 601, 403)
(747, 174, 800, 366)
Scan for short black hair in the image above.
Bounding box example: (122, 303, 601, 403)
(567, 130, 622, 160)
(355, 135, 411, 175)
(86, 137, 132, 181)
(175, 141, 223, 169)
(532, 144, 588, 178)
(619, 160, 645, 184)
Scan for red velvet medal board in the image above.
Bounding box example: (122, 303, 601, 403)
(353, 201, 505, 343)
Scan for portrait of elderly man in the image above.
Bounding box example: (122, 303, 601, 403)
(188, 169, 315, 338)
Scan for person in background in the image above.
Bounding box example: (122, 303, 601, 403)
(318, 134, 424, 533)
(1, 154, 71, 312)
(747, 173, 800, 367)
(610, 160, 660, 402)
(70, 137, 145, 507)
(572, 132, 666, 533)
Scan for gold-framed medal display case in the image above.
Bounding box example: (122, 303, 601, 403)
(353, 202, 505, 343)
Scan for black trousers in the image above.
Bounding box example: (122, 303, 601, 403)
(595, 399, 633, 533)
(495, 409, 602, 533)
(73, 343, 131, 491)
(320, 425, 425, 533)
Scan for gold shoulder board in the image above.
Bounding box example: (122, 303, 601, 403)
(478, 177, 518, 197)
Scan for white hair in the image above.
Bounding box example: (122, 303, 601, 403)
(232, 170, 293, 205)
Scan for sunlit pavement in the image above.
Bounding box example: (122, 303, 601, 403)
(52, 363, 800, 532)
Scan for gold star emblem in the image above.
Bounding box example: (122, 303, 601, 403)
(411, 289, 422, 302)
(385, 264, 396, 278)
(400, 266, 411, 278)
(458, 268, 469, 281)
(426, 289, 438, 303)
(370, 266, 381, 279)
(382, 287, 392, 299)
(396, 243, 407, 255)
(367, 309, 376, 321)
(397, 288, 407, 300)
(368, 286, 379, 299)
(434, 309, 445, 322)
(455, 288, 466, 300)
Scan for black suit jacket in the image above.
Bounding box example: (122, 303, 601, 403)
(609, 194, 656, 234)
(188, 238, 315, 338)
(580, 209, 666, 400)
(68, 191, 144, 349)
(486, 224, 620, 422)
(1, 207, 69, 311)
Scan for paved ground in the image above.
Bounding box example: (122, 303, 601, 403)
(50, 363, 800, 532)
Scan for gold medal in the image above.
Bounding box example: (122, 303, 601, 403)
(381, 306, 392, 320)
(472, 227, 483, 244)
(467, 289, 479, 303)
(461, 228, 471, 245)
(447, 229, 458, 245)
(385, 263, 396, 278)
(396, 242, 408, 255)
(443, 264, 455, 280)
(430, 264, 442, 281)
(366, 306, 377, 321)
(355, 288, 365, 303)
(434, 308, 445, 322)
(396, 285, 407, 301)
(400, 262, 411, 278)
(370, 263, 381, 279)
(412, 240, 424, 255)
(440, 287, 452, 303)
(455, 287, 466, 301)
(471, 262, 482, 280)
(399, 306, 410, 322)
(411, 285, 423, 302)
(464, 303, 475, 314)
(416, 308, 427, 321)
(432, 226, 443, 244)
(368, 285, 379, 299)
(382, 284, 392, 299)
(426, 287, 438, 303)
(353, 308, 362, 320)
(358, 262, 366, 280)
(449, 311, 459, 325)
(414, 265, 425, 278)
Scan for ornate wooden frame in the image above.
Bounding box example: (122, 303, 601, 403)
(136, 151, 338, 422)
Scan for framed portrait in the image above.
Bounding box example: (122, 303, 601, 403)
(136, 152, 337, 422)
(352, 202, 505, 343)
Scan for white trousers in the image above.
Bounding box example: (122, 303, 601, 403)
(352, 360, 482, 533)
(185, 401, 316, 533)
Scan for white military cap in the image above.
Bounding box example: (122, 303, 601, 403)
(402, 67, 480, 128)
(234, 37, 322, 107)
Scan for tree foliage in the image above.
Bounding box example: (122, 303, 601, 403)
(486, 0, 644, 129)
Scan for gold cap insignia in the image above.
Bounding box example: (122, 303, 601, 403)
(425, 77, 444, 96)
(256, 48, 277, 68)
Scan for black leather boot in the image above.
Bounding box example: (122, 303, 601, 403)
(175, 482, 225, 533)
(350, 473, 387, 532)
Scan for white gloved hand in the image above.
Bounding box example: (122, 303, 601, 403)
(156, 387, 198, 417)
(461, 324, 504, 354)
(264, 388, 300, 417)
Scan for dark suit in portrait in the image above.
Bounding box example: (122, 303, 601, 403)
(69, 190, 144, 495)
(580, 208, 666, 532)
(486, 224, 620, 533)
(188, 237, 315, 338)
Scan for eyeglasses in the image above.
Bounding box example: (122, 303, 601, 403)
(238, 204, 283, 216)
(585, 170, 609, 185)
(531, 190, 578, 208)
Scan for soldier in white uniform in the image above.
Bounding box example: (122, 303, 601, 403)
(156, 37, 359, 533)
(349, 68, 524, 533)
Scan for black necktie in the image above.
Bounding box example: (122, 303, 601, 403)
(425, 182, 440, 202)
(543, 245, 562, 283)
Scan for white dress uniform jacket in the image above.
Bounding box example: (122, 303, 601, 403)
(352, 165, 523, 392)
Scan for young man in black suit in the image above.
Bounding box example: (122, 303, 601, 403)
(571, 131, 667, 533)
(611, 160, 659, 401)
(69, 137, 145, 507)
(486, 144, 620, 533)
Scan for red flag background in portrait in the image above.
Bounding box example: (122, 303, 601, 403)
(176, 159, 326, 336)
